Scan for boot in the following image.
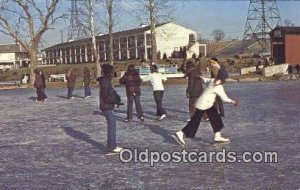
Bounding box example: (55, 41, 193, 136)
(214, 132, 230, 143)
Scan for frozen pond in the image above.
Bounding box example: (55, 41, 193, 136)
(0, 81, 300, 189)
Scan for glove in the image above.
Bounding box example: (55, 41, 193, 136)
(232, 99, 240, 107)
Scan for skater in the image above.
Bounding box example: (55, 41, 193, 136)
(143, 64, 167, 120)
(34, 70, 47, 102)
(287, 64, 293, 74)
(83, 67, 91, 98)
(210, 57, 225, 117)
(185, 61, 209, 121)
(66, 68, 76, 99)
(172, 65, 239, 145)
(119, 64, 144, 122)
(97, 64, 124, 154)
(295, 64, 300, 74)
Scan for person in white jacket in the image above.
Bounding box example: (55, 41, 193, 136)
(172, 65, 239, 145)
(143, 65, 167, 120)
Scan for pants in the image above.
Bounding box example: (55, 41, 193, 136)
(67, 87, 74, 98)
(214, 96, 224, 117)
(182, 107, 224, 138)
(36, 86, 47, 101)
(153, 90, 166, 116)
(84, 85, 91, 97)
(126, 93, 143, 119)
(189, 97, 208, 120)
(102, 110, 117, 150)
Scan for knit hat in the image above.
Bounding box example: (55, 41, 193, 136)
(150, 65, 158, 73)
(102, 64, 114, 76)
(185, 61, 195, 70)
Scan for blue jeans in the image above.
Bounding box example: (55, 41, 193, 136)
(84, 85, 91, 97)
(127, 93, 143, 119)
(102, 110, 117, 150)
(67, 87, 74, 98)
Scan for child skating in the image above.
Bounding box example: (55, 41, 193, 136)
(142, 65, 167, 120)
(172, 65, 239, 145)
(119, 64, 144, 122)
(97, 64, 124, 154)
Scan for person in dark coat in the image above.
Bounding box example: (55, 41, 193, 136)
(119, 64, 144, 122)
(66, 68, 76, 99)
(287, 64, 293, 74)
(83, 67, 91, 98)
(185, 61, 209, 121)
(295, 64, 300, 74)
(210, 57, 225, 117)
(34, 70, 47, 102)
(172, 66, 240, 146)
(97, 64, 124, 154)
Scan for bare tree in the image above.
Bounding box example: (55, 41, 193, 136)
(132, 0, 176, 64)
(149, 0, 157, 64)
(79, 0, 102, 76)
(89, 0, 102, 76)
(107, 0, 114, 65)
(96, 0, 116, 65)
(0, 0, 65, 84)
(211, 29, 225, 42)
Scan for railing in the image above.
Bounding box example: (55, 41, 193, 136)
(48, 74, 66, 82)
(135, 65, 184, 79)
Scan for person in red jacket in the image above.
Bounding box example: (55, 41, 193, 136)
(34, 70, 47, 102)
(119, 64, 144, 122)
(66, 68, 77, 99)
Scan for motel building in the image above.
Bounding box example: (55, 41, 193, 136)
(0, 43, 30, 70)
(42, 22, 207, 65)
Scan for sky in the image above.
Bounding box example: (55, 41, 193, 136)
(0, 0, 300, 48)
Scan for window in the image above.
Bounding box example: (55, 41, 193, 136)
(113, 39, 119, 49)
(120, 37, 127, 48)
(128, 36, 135, 48)
(146, 34, 151, 45)
(137, 35, 145, 47)
(189, 34, 195, 43)
(274, 30, 282, 38)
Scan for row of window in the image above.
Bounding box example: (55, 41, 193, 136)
(45, 47, 147, 64)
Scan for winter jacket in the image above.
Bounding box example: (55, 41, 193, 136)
(195, 77, 232, 110)
(97, 76, 121, 111)
(66, 72, 76, 88)
(34, 73, 46, 88)
(142, 72, 167, 91)
(119, 70, 142, 96)
(186, 68, 203, 98)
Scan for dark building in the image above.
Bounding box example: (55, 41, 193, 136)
(270, 26, 300, 65)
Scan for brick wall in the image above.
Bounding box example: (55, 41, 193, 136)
(285, 35, 300, 65)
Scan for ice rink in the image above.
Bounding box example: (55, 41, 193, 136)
(1, 81, 300, 189)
